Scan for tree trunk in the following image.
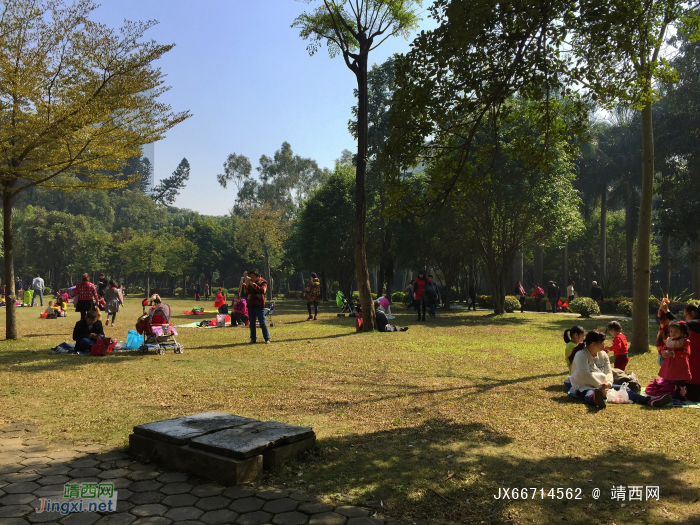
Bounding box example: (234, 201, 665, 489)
(625, 176, 634, 293)
(600, 186, 607, 279)
(264, 247, 272, 301)
(3, 190, 17, 339)
(353, 52, 376, 331)
(146, 267, 151, 299)
(385, 257, 394, 301)
(561, 242, 568, 290)
(513, 250, 524, 289)
(320, 271, 328, 301)
(661, 234, 671, 292)
(691, 241, 700, 298)
(631, 102, 654, 353)
(534, 246, 544, 286)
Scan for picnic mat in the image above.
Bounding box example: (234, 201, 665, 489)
(183, 310, 218, 315)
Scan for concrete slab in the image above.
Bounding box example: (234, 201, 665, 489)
(190, 422, 314, 460)
(129, 434, 262, 486)
(133, 412, 259, 446)
(262, 436, 316, 470)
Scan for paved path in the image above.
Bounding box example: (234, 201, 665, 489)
(0, 421, 398, 525)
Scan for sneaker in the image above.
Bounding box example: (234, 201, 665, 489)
(265, 340, 271, 344)
(649, 394, 672, 407)
(421, 316, 426, 322)
(313, 315, 317, 320)
(307, 315, 313, 320)
(593, 388, 606, 408)
(400, 327, 409, 331)
(249, 340, 256, 344)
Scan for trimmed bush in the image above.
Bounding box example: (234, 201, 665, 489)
(504, 295, 521, 313)
(286, 290, 303, 299)
(477, 295, 493, 309)
(392, 291, 407, 304)
(44, 286, 52, 295)
(569, 297, 600, 318)
(599, 297, 632, 314)
(174, 287, 183, 297)
(616, 300, 633, 317)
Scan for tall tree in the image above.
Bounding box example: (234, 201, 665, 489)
(151, 158, 191, 207)
(0, 0, 189, 339)
(217, 153, 253, 197)
(570, 0, 700, 351)
(293, 0, 422, 331)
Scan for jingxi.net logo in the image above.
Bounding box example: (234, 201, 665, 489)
(36, 482, 118, 515)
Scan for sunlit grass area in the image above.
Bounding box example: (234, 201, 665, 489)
(1, 298, 699, 523)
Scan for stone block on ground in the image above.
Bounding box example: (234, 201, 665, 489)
(133, 413, 259, 446)
(129, 434, 261, 486)
(190, 421, 314, 461)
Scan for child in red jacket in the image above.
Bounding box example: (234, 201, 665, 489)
(606, 321, 629, 370)
(659, 321, 692, 400)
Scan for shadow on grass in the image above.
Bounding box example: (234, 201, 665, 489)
(280, 418, 700, 524)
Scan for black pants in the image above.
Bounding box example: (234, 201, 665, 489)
(519, 297, 525, 312)
(106, 312, 117, 322)
(232, 312, 248, 325)
(307, 301, 318, 315)
(416, 298, 426, 319)
(535, 298, 541, 312)
(469, 294, 477, 310)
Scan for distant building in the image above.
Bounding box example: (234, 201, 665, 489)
(141, 142, 155, 192)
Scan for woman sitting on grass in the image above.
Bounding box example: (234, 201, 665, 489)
(231, 294, 249, 327)
(567, 330, 670, 409)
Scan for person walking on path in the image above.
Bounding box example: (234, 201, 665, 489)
(413, 270, 428, 322)
(590, 281, 604, 304)
(567, 281, 575, 303)
(304, 273, 321, 320)
(75, 273, 99, 320)
(468, 280, 478, 311)
(104, 280, 123, 327)
(515, 281, 526, 313)
(30, 274, 44, 307)
(246, 269, 270, 344)
(547, 280, 560, 313)
(194, 281, 201, 301)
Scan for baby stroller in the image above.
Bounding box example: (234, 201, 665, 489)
(262, 302, 275, 327)
(137, 302, 184, 355)
(336, 291, 357, 317)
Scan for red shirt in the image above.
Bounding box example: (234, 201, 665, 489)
(609, 334, 628, 356)
(413, 278, 427, 301)
(75, 282, 98, 302)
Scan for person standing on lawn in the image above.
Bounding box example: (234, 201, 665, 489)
(404, 279, 415, 310)
(468, 280, 478, 311)
(413, 270, 428, 322)
(246, 269, 270, 344)
(567, 281, 575, 303)
(204, 282, 211, 301)
(547, 280, 560, 313)
(305, 273, 321, 320)
(16, 277, 23, 297)
(426, 275, 439, 317)
(75, 273, 99, 320)
(590, 281, 604, 304)
(194, 281, 201, 301)
(605, 321, 629, 371)
(30, 274, 44, 307)
(97, 273, 109, 299)
(515, 281, 526, 313)
(103, 280, 123, 327)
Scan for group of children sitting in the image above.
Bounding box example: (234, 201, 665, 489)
(561, 318, 691, 409)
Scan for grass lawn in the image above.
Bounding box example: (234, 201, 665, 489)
(1, 297, 699, 524)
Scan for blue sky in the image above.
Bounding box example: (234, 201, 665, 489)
(92, 1, 436, 216)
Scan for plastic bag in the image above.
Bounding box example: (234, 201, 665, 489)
(606, 383, 632, 404)
(216, 314, 226, 327)
(126, 329, 141, 350)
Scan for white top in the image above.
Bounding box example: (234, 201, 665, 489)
(32, 277, 44, 291)
(568, 347, 613, 394)
(566, 285, 574, 297)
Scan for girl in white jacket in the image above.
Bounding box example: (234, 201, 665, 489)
(567, 330, 670, 409)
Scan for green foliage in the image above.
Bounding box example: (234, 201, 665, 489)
(151, 158, 191, 207)
(44, 287, 52, 295)
(504, 296, 521, 313)
(616, 300, 634, 317)
(391, 291, 407, 304)
(173, 287, 183, 297)
(569, 297, 601, 318)
(477, 295, 493, 309)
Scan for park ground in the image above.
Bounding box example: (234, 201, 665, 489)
(1, 298, 699, 524)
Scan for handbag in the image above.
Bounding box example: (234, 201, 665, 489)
(90, 338, 116, 356)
